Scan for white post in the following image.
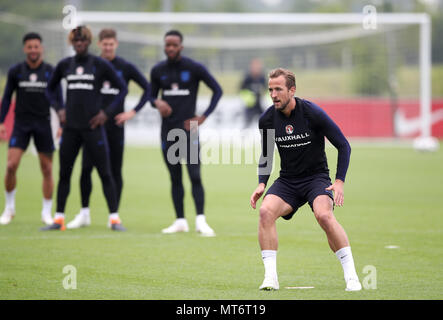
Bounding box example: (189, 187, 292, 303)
(420, 15, 431, 138)
(413, 14, 439, 151)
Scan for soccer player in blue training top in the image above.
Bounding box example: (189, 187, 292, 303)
(250, 68, 362, 292)
(43, 25, 127, 231)
(0, 32, 63, 226)
(66, 28, 155, 229)
(150, 30, 223, 236)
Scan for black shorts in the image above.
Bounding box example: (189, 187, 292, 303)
(265, 173, 334, 220)
(9, 118, 54, 153)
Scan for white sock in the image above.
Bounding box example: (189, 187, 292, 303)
(261, 250, 278, 279)
(196, 214, 206, 224)
(109, 213, 119, 221)
(176, 218, 187, 225)
(42, 198, 52, 215)
(54, 212, 65, 219)
(335, 246, 359, 282)
(79, 207, 90, 217)
(5, 189, 16, 210)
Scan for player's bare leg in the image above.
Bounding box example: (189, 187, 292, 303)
(312, 195, 361, 291)
(258, 194, 292, 290)
(38, 152, 54, 225)
(1, 148, 23, 224)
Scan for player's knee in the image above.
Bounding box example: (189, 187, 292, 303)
(259, 205, 276, 227)
(315, 210, 334, 229)
(6, 160, 19, 175)
(41, 164, 52, 178)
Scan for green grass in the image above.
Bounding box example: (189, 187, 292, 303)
(0, 142, 442, 300)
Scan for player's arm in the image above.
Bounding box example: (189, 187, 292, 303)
(46, 61, 66, 125)
(251, 115, 275, 209)
(114, 63, 153, 125)
(149, 67, 172, 118)
(0, 68, 17, 140)
(184, 63, 223, 131)
(90, 60, 128, 129)
(312, 105, 351, 206)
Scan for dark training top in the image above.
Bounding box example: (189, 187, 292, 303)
(0, 61, 63, 123)
(258, 97, 351, 185)
(99, 56, 153, 118)
(46, 54, 127, 129)
(150, 56, 222, 128)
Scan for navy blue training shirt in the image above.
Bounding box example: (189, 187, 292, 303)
(46, 53, 127, 129)
(150, 56, 222, 127)
(99, 56, 153, 118)
(258, 97, 351, 185)
(1, 61, 63, 123)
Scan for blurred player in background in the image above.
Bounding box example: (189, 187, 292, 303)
(43, 25, 127, 231)
(250, 68, 361, 291)
(150, 30, 222, 236)
(239, 58, 267, 128)
(66, 28, 154, 229)
(0, 32, 63, 226)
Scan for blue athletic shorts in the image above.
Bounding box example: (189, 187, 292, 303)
(265, 173, 334, 220)
(9, 118, 55, 153)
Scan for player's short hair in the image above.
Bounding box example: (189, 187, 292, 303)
(98, 28, 117, 41)
(268, 68, 296, 89)
(22, 32, 42, 44)
(68, 25, 92, 44)
(164, 30, 183, 43)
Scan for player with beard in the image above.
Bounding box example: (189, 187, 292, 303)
(0, 32, 62, 226)
(250, 68, 361, 291)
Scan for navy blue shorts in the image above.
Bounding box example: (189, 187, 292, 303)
(265, 173, 334, 220)
(9, 118, 54, 153)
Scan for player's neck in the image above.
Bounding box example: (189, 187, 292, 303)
(75, 51, 89, 59)
(281, 97, 296, 117)
(26, 58, 43, 70)
(168, 55, 182, 63)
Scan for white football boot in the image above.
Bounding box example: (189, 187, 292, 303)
(195, 215, 216, 237)
(345, 277, 362, 291)
(162, 218, 189, 234)
(41, 211, 53, 225)
(67, 211, 91, 229)
(0, 208, 15, 225)
(259, 276, 279, 291)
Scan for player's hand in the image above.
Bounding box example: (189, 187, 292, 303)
(56, 127, 63, 139)
(89, 110, 108, 129)
(326, 179, 344, 207)
(115, 109, 136, 126)
(154, 99, 172, 118)
(184, 115, 206, 132)
(57, 109, 66, 125)
(250, 183, 266, 209)
(0, 123, 7, 141)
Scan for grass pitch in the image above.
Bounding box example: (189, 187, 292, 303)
(0, 142, 442, 300)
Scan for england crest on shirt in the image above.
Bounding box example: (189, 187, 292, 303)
(285, 125, 294, 135)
